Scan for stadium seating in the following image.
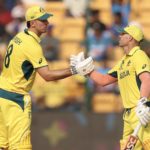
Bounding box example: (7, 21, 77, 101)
(113, 46, 124, 61)
(130, 0, 150, 40)
(92, 93, 123, 113)
(32, 60, 86, 109)
(60, 18, 85, 41)
(45, 2, 66, 25)
(60, 40, 83, 60)
(59, 17, 85, 59)
(89, 0, 112, 25)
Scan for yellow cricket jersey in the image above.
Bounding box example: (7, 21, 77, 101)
(108, 46, 150, 108)
(0, 29, 48, 95)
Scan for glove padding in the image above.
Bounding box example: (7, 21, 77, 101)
(137, 97, 147, 107)
(70, 52, 85, 66)
(70, 56, 94, 75)
(136, 97, 150, 126)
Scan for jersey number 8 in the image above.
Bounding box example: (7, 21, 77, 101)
(4, 44, 13, 68)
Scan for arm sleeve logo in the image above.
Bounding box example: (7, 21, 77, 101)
(142, 64, 147, 69)
(39, 58, 43, 64)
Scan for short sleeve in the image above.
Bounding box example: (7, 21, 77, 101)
(108, 62, 120, 78)
(25, 45, 48, 68)
(133, 51, 150, 75)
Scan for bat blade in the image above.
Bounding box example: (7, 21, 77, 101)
(123, 123, 141, 150)
(124, 135, 138, 150)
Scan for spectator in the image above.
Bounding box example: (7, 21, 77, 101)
(110, 12, 125, 46)
(6, 0, 26, 36)
(87, 22, 113, 61)
(87, 9, 106, 36)
(111, 0, 130, 26)
(4, 0, 16, 10)
(41, 25, 60, 61)
(64, 0, 87, 17)
(0, 0, 12, 26)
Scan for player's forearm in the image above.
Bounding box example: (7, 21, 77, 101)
(89, 70, 117, 86)
(42, 68, 72, 81)
(140, 80, 150, 98)
(139, 72, 150, 98)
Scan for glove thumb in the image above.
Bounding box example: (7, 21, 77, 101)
(77, 52, 85, 61)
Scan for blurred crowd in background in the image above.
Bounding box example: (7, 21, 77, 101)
(0, 0, 150, 113)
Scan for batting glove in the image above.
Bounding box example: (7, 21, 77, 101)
(137, 97, 148, 107)
(136, 97, 150, 126)
(70, 52, 85, 67)
(70, 56, 94, 75)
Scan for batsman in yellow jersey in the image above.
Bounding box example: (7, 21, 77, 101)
(0, 6, 94, 150)
(71, 25, 150, 150)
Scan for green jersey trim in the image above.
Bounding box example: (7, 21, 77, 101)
(0, 88, 24, 110)
(22, 60, 34, 80)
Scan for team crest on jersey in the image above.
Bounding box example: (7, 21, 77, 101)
(119, 60, 124, 70)
(142, 64, 147, 69)
(127, 60, 131, 66)
(39, 58, 43, 64)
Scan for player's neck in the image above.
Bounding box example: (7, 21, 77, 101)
(28, 28, 42, 37)
(124, 43, 139, 55)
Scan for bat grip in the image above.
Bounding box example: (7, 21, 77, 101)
(132, 123, 141, 137)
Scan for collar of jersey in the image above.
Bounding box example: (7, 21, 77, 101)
(24, 29, 41, 43)
(127, 46, 140, 56)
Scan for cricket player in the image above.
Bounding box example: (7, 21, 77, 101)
(71, 25, 150, 150)
(0, 6, 94, 150)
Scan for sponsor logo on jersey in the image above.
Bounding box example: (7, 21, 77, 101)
(120, 70, 130, 79)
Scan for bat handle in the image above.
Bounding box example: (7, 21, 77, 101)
(132, 123, 141, 137)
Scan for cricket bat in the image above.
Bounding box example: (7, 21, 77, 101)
(124, 123, 141, 150)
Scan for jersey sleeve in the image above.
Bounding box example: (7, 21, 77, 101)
(108, 63, 119, 78)
(133, 51, 150, 75)
(25, 45, 48, 68)
(108, 56, 126, 78)
(108, 66, 118, 78)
